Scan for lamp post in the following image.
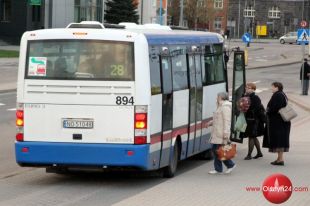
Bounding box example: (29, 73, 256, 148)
(179, 0, 184, 26)
(238, 0, 240, 38)
(159, 0, 163, 25)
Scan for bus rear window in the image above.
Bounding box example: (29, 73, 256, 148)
(25, 40, 134, 81)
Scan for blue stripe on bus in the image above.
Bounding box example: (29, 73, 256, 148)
(15, 142, 149, 170)
(145, 34, 220, 45)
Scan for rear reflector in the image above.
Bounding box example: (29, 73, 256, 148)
(16, 133, 24, 142)
(127, 150, 134, 156)
(21, 147, 29, 153)
(134, 136, 146, 145)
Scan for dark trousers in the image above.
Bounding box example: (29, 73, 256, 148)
(212, 144, 235, 172)
(302, 80, 309, 95)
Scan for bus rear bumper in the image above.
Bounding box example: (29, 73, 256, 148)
(15, 142, 150, 170)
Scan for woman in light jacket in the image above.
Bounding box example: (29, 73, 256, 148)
(208, 92, 236, 174)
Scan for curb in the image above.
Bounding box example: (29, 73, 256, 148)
(287, 94, 310, 112)
(246, 61, 300, 70)
(0, 88, 16, 94)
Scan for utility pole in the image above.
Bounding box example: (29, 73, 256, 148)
(159, 0, 163, 25)
(238, 0, 240, 38)
(179, 0, 184, 26)
(252, 0, 255, 36)
(140, 0, 144, 24)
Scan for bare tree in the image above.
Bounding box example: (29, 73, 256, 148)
(167, 0, 181, 25)
(184, 0, 216, 30)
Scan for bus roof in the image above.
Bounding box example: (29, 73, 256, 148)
(23, 25, 223, 46)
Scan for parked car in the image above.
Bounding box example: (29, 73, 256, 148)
(279, 32, 297, 44)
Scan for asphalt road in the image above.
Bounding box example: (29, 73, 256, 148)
(0, 61, 309, 205)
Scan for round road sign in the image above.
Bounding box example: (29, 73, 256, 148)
(300, 20, 308, 28)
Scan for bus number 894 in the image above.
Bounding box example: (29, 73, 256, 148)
(116, 96, 134, 105)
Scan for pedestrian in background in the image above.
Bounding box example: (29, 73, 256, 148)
(243, 83, 265, 160)
(263, 82, 291, 166)
(208, 92, 236, 174)
(300, 58, 310, 95)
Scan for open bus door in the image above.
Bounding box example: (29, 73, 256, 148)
(230, 50, 246, 143)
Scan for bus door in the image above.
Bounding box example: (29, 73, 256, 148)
(159, 48, 173, 167)
(186, 50, 198, 156)
(230, 50, 246, 143)
(194, 50, 203, 153)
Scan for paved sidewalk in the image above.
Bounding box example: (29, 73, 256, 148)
(287, 92, 310, 112)
(112, 92, 310, 206)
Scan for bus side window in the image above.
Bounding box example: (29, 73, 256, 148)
(204, 44, 225, 85)
(170, 46, 188, 91)
(201, 45, 207, 86)
(149, 46, 162, 95)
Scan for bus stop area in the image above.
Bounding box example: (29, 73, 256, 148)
(112, 97, 310, 206)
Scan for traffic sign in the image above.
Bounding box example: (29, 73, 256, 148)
(300, 20, 308, 28)
(297, 29, 309, 44)
(242, 33, 252, 43)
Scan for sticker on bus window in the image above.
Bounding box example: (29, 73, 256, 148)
(28, 57, 47, 76)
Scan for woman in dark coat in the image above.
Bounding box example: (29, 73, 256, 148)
(263, 82, 291, 166)
(243, 82, 265, 160)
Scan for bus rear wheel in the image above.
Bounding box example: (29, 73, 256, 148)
(163, 143, 179, 178)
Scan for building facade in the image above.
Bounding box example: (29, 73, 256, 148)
(228, 0, 310, 38)
(138, 0, 168, 25)
(166, 0, 229, 33)
(0, 0, 104, 43)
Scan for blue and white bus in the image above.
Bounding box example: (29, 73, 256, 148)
(15, 22, 231, 177)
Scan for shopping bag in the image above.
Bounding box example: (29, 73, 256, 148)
(216, 143, 237, 161)
(235, 112, 247, 132)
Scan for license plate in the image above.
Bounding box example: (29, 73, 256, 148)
(62, 118, 94, 129)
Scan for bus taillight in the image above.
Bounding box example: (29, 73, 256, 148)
(16, 110, 24, 126)
(134, 106, 148, 144)
(135, 113, 147, 129)
(16, 104, 24, 141)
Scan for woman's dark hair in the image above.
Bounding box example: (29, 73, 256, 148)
(271, 82, 283, 91)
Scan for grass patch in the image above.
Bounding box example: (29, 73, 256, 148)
(0, 50, 19, 58)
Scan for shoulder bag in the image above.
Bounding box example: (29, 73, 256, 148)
(278, 93, 297, 122)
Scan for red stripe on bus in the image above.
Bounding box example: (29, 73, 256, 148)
(172, 126, 188, 138)
(201, 117, 213, 129)
(196, 122, 202, 130)
(150, 134, 161, 144)
(150, 118, 212, 145)
(189, 124, 196, 133)
(163, 132, 172, 141)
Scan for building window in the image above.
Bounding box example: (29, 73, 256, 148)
(74, 0, 103, 22)
(214, 0, 223, 9)
(0, 0, 11, 22)
(268, 6, 280, 19)
(214, 17, 222, 30)
(198, 0, 205, 7)
(243, 6, 255, 17)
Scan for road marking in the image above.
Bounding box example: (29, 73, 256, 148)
(0, 103, 5, 106)
(255, 59, 268, 62)
(253, 80, 261, 84)
(255, 88, 269, 94)
(7, 108, 16, 111)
